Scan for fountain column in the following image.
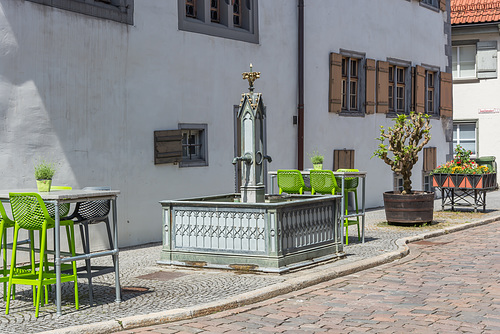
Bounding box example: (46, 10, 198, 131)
(233, 64, 272, 203)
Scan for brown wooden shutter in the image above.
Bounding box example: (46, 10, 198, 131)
(439, 0, 446, 11)
(440, 72, 453, 118)
(376, 60, 389, 114)
(423, 147, 437, 172)
(333, 149, 355, 171)
(365, 58, 376, 115)
(154, 130, 182, 164)
(329, 52, 342, 113)
(415, 65, 426, 114)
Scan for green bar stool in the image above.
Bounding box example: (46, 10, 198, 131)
(6, 193, 79, 317)
(336, 169, 360, 245)
(0, 201, 16, 300)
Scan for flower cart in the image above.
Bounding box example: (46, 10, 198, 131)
(432, 146, 496, 212)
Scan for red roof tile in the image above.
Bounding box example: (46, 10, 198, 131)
(451, 0, 500, 25)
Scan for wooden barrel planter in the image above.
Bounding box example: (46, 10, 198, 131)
(383, 191, 434, 225)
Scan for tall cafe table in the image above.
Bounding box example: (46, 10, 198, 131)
(268, 170, 367, 243)
(0, 188, 121, 316)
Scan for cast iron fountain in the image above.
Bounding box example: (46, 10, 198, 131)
(159, 66, 343, 273)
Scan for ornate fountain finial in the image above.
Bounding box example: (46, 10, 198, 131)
(242, 63, 260, 93)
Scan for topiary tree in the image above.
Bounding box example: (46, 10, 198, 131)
(373, 112, 432, 194)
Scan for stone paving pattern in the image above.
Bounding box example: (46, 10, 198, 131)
(123, 221, 500, 333)
(1, 192, 499, 333)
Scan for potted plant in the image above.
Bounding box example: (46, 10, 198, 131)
(34, 160, 56, 192)
(309, 151, 324, 170)
(373, 112, 434, 224)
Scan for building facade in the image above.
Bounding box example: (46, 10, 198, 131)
(451, 0, 500, 166)
(0, 0, 452, 248)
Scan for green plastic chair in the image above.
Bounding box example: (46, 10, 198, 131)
(6, 193, 79, 317)
(0, 201, 16, 300)
(277, 170, 310, 194)
(336, 169, 360, 245)
(310, 170, 341, 195)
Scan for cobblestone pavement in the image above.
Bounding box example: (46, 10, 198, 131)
(114, 220, 500, 334)
(1, 192, 500, 333)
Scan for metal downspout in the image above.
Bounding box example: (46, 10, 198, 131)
(298, 0, 305, 170)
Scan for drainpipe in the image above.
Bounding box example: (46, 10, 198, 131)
(297, 0, 304, 170)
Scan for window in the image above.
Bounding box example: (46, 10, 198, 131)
(420, 0, 439, 9)
(154, 124, 208, 167)
(341, 57, 359, 111)
(178, 0, 259, 44)
(452, 45, 476, 79)
(394, 174, 404, 192)
(422, 173, 435, 193)
(179, 124, 208, 167)
(453, 122, 477, 157)
(388, 65, 407, 113)
(25, 0, 133, 25)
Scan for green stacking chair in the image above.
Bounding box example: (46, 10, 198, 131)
(310, 169, 341, 195)
(277, 170, 310, 194)
(6, 193, 79, 317)
(336, 169, 360, 245)
(0, 201, 16, 300)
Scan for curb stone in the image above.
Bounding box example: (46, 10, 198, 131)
(38, 215, 500, 334)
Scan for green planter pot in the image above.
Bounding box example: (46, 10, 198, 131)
(36, 179, 52, 192)
(313, 164, 323, 170)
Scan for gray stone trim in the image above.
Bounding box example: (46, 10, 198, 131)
(25, 0, 134, 25)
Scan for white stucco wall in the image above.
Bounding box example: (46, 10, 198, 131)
(0, 0, 451, 248)
(453, 31, 500, 161)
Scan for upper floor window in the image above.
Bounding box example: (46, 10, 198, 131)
(341, 57, 360, 111)
(388, 65, 407, 113)
(178, 0, 259, 44)
(452, 45, 476, 79)
(420, 0, 439, 9)
(25, 0, 133, 25)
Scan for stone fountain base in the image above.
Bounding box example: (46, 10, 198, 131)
(158, 193, 343, 273)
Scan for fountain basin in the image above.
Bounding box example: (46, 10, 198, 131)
(158, 194, 343, 273)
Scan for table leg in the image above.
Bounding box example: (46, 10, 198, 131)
(340, 175, 345, 245)
(112, 198, 121, 303)
(54, 202, 62, 316)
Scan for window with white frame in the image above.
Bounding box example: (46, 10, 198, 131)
(452, 45, 476, 79)
(179, 0, 258, 44)
(453, 122, 477, 157)
(25, 0, 133, 24)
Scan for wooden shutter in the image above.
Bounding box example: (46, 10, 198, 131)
(439, 0, 446, 11)
(440, 72, 453, 118)
(376, 60, 389, 114)
(329, 52, 342, 113)
(365, 58, 376, 114)
(415, 65, 426, 113)
(423, 147, 437, 172)
(154, 130, 182, 164)
(334, 149, 355, 171)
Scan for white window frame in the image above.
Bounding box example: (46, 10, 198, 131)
(453, 45, 477, 79)
(453, 121, 478, 158)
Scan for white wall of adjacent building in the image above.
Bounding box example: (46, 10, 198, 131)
(0, 0, 451, 248)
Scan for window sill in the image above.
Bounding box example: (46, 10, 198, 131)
(339, 110, 365, 117)
(179, 160, 208, 168)
(453, 77, 480, 84)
